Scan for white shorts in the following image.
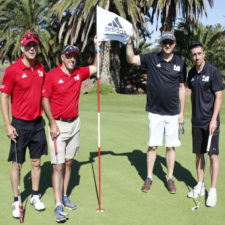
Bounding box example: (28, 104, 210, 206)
(147, 112, 180, 147)
(49, 117, 81, 164)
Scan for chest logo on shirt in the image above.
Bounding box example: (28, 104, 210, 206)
(202, 75, 209, 82)
(22, 73, 28, 79)
(156, 63, 161, 68)
(38, 70, 43, 77)
(173, 65, 181, 71)
(74, 75, 80, 81)
(191, 77, 195, 82)
(58, 79, 64, 84)
(42, 89, 45, 93)
(0, 85, 5, 89)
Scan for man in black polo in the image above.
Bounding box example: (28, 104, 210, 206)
(187, 41, 223, 207)
(126, 30, 186, 194)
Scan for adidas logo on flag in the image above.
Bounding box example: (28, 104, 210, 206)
(58, 79, 64, 84)
(38, 70, 43, 77)
(22, 73, 28, 78)
(74, 75, 80, 81)
(105, 17, 126, 36)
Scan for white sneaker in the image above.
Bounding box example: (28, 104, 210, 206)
(30, 194, 45, 211)
(206, 188, 217, 207)
(12, 201, 19, 219)
(187, 184, 205, 198)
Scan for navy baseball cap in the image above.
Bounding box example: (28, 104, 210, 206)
(61, 45, 80, 56)
(161, 31, 176, 42)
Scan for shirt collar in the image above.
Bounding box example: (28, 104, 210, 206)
(17, 56, 40, 70)
(158, 51, 176, 63)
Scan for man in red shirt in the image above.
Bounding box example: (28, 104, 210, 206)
(42, 36, 101, 222)
(0, 32, 47, 219)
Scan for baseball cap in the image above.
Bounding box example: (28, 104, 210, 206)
(21, 32, 39, 46)
(61, 45, 80, 56)
(161, 31, 176, 42)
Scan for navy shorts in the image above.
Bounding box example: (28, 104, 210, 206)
(192, 126, 219, 155)
(8, 117, 48, 164)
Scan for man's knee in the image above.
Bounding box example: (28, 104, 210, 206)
(31, 158, 41, 168)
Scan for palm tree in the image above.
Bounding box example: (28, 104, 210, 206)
(175, 20, 225, 72)
(50, 0, 151, 90)
(0, 0, 58, 70)
(148, 0, 214, 31)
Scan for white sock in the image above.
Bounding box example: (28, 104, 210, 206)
(197, 182, 204, 187)
(209, 188, 216, 192)
(147, 176, 152, 181)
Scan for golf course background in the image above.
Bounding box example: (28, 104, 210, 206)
(0, 92, 224, 225)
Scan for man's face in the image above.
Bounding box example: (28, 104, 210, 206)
(21, 42, 38, 60)
(190, 46, 205, 67)
(161, 39, 176, 55)
(61, 52, 78, 71)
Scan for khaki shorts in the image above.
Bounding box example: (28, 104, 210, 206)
(49, 117, 81, 164)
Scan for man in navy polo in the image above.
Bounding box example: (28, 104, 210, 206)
(0, 32, 47, 219)
(126, 30, 186, 194)
(187, 41, 223, 207)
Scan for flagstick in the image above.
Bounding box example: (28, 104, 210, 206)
(96, 49, 104, 213)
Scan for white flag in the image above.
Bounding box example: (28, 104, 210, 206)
(97, 6, 132, 44)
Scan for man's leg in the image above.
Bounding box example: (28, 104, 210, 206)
(141, 146, 157, 192)
(62, 158, 77, 209)
(210, 154, 219, 188)
(30, 158, 41, 192)
(166, 147, 177, 194)
(10, 162, 22, 198)
(11, 162, 22, 219)
(63, 159, 73, 196)
(166, 147, 175, 179)
(30, 158, 45, 211)
(52, 163, 65, 205)
(195, 154, 204, 182)
(206, 154, 219, 207)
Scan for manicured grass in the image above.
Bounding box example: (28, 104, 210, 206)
(0, 92, 224, 225)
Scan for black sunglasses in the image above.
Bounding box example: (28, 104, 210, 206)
(162, 40, 174, 45)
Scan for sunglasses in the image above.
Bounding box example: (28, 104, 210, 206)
(162, 40, 174, 45)
(65, 53, 78, 59)
(23, 33, 38, 40)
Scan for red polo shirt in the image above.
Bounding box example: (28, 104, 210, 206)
(0, 57, 46, 120)
(42, 65, 90, 119)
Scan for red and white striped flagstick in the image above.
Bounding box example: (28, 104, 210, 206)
(96, 46, 104, 213)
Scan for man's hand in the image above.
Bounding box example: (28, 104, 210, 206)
(94, 35, 102, 49)
(50, 122, 60, 140)
(178, 113, 184, 124)
(6, 124, 18, 143)
(209, 118, 217, 136)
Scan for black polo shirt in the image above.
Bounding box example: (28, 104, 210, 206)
(187, 61, 223, 128)
(140, 52, 186, 115)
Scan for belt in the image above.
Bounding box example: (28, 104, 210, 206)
(55, 116, 78, 123)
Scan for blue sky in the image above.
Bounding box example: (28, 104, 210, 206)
(150, 0, 224, 43)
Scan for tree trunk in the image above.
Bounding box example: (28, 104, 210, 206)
(111, 42, 120, 92)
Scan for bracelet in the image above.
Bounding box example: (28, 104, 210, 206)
(95, 48, 101, 52)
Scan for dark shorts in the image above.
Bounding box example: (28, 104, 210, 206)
(8, 117, 48, 164)
(192, 126, 219, 155)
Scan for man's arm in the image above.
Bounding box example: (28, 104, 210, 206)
(0, 93, 18, 142)
(42, 97, 59, 139)
(126, 38, 141, 66)
(89, 35, 102, 75)
(179, 83, 186, 124)
(210, 90, 222, 135)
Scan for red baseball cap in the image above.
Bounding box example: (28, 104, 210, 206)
(21, 32, 39, 46)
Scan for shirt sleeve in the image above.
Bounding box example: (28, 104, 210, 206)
(42, 71, 53, 99)
(79, 66, 90, 81)
(179, 62, 187, 83)
(211, 68, 224, 92)
(0, 67, 15, 95)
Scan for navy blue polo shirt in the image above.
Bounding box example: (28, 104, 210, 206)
(140, 52, 186, 115)
(187, 61, 223, 128)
